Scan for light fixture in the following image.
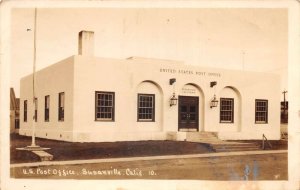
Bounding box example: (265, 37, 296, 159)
(210, 94, 219, 108)
(169, 78, 177, 106)
(210, 81, 218, 108)
(170, 93, 178, 107)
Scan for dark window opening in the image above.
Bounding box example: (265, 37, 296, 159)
(58, 92, 65, 121)
(45, 95, 50, 122)
(34, 98, 38, 122)
(23, 100, 27, 122)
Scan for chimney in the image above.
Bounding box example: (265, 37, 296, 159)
(78, 30, 94, 56)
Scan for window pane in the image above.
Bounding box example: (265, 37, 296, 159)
(44, 96, 50, 121)
(181, 106, 187, 112)
(255, 100, 268, 123)
(137, 94, 155, 121)
(59, 93, 65, 121)
(220, 98, 234, 123)
(95, 92, 114, 121)
(35, 98, 38, 122)
(24, 100, 27, 122)
(190, 106, 196, 113)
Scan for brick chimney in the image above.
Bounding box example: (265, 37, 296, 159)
(78, 30, 94, 56)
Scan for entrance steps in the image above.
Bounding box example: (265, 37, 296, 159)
(186, 132, 219, 143)
(184, 132, 261, 152)
(210, 143, 261, 152)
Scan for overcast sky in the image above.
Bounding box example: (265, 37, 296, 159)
(10, 8, 287, 96)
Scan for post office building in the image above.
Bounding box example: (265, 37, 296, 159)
(19, 31, 281, 142)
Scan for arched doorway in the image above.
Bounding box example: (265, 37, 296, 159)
(178, 83, 204, 132)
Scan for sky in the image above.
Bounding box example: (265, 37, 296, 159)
(10, 8, 288, 96)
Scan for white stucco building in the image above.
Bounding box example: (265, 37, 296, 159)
(19, 31, 281, 142)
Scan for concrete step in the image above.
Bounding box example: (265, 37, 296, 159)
(185, 132, 262, 152)
(215, 148, 261, 152)
(188, 134, 217, 137)
(190, 133, 216, 135)
(186, 132, 218, 140)
(189, 137, 217, 140)
(211, 144, 260, 148)
(214, 148, 261, 152)
(187, 137, 220, 141)
(215, 146, 261, 150)
(187, 137, 217, 140)
(210, 142, 261, 152)
(189, 140, 221, 143)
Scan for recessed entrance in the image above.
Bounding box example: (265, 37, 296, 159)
(178, 96, 199, 132)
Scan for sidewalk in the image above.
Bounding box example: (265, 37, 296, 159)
(11, 149, 287, 168)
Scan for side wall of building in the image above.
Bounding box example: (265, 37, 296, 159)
(19, 56, 75, 141)
(72, 56, 169, 142)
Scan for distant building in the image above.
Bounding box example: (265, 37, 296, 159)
(19, 31, 281, 142)
(10, 88, 20, 133)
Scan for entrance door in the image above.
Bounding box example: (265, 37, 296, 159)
(178, 96, 199, 131)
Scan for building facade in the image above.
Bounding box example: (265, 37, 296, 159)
(19, 31, 281, 142)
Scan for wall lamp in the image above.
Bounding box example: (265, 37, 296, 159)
(210, 95, 219, 108)
(169, 78, 178, 106)
(210, 81, 218, 108)
(170, 93, 178, 107)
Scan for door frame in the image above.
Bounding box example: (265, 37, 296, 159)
(178, 95, 199, 132)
